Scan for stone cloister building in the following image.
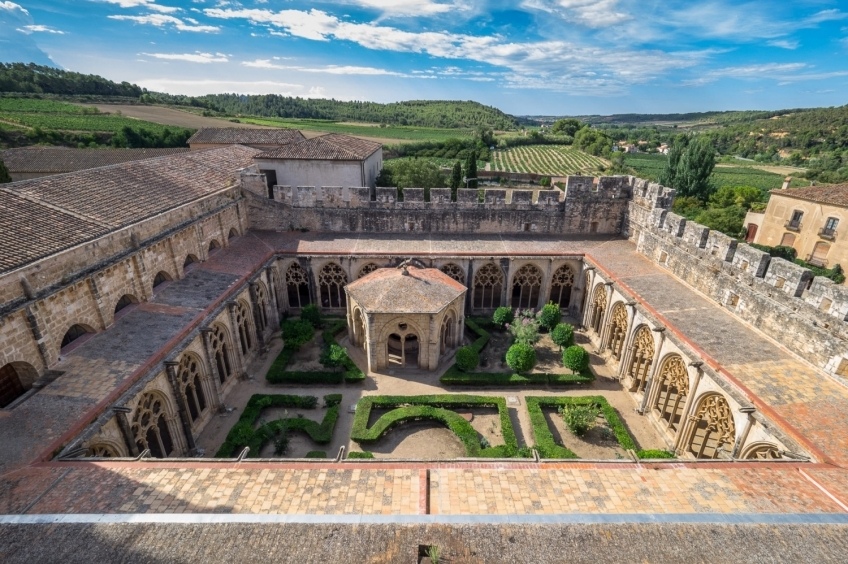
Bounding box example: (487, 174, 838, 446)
(3, 140, 848, 557)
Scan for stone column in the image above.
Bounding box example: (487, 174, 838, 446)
(249, 282, 267, 349)
(638, 327, 666, 414)
(596, 281, 615, 350)
(86, 276, 109, 330)
(673, 361, 704, 452)
(24, 305, 52, 369)
(429, 313, 438, 370)
(730, 407, 757, 458)
(616, 301, 639, 379)
(112, 406, 140, 457)
(200, 328, 225, 406)
(581, 266, 596, 327)
(539, 259, 554, 310)
(164, 361, 197, 453)
(226, 302, 246, 377)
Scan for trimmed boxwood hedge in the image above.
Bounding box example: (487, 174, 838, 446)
(441, 319, 593, 387)
(266, 318, 364, 384)
(351, 394, 518, 458)
(526, 396, 640, 459)
(347, 451, 375, 459)
(215, 394, 339, 458)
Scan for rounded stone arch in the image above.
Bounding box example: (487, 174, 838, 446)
(131, 390, 178, 458)
(176, 352, 211, 424)
(0, 361, 39, 408)
(86, 440, 124, 458)
(207, 239, 222, 252)
(317, 261, 349, 309)
(233, 299, 255, 356)
(472, 262, 504, 310)
(588, 283, 608, 333)
(510, 263, 543, 309)
(113, 293, 140, 315)
(60, 322, 96, 353)
(606, 301, 628, 359)
(284, 261, 312, 309)
(228, 227, 240, 241)
(686, 393, 737, 460)
(549, 263, 575, 308)
(741, 441, 783, 460)
(208, 322, 235, 383)
(439, 307, 460, 354)
(357, 262, 381, 279)
(152, 270, 174, 289)
(439, 263, 466, 284)
(351, 306, 367, 348)
(653, 353, 689, 431)
(183, 254, 200, 269)
(626, 324, 655, 392)
(377, 316, 425, 368)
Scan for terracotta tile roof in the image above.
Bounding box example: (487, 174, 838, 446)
(0, 147, 190, 173)
(255, 134, 381, 161)
(345, 266, 466, 313)
(0, 145, 259, 274)
(771, 184, 848, 208)
(187, 128, 305, 145)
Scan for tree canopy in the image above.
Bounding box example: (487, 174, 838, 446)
(659, 135, 716, 200)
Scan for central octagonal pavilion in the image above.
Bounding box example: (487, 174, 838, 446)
(344, 262, 466, 371)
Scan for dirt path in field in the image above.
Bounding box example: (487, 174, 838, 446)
(76, 104, 277, 130)
(715, 163, 806, 175)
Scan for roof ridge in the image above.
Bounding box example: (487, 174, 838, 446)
(0, 186, 114, 229)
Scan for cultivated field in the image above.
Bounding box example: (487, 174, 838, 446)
(241, 116, 470, 143)
(490, 145, 608, 175)
(77, 103, 272, 130)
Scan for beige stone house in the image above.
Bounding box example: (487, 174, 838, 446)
(752, 183, 848, 271)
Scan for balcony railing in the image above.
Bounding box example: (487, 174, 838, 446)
(818, 227, 837, 241)
(784, 220, 802, 232)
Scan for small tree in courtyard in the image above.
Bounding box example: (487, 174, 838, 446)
(550, 323, 575, 350)
(506, 342, 536, 373)
(538, 302, 562, 331)
(300, 304, 322, 328)
(563, 345, 590, 375)
(492, 306, 513, 327)
(455, 345, 479, 372)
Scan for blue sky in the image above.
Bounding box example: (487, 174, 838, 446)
(2, 1, 847, 115)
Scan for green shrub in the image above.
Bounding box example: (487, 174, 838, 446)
(347, 451, 375, 459)
(455, 346, 479, 372)
(323, 393, 343, 407)
(320, 343, 348, 368)
(559, 404, 597, 436)
(305, 450, 327, 458)
(492, 306, 514, 327)
(267, 370, 343, 385)
(440, 369, 592, 387)
(281, 319, 314, 349)
(465, 318, 491, 353)
(563, 345, 590, 374)
(637, 449, 675, 459)
(300, 304, 323, 328)
(538, 302, 562, 331)
(505, 342, 536, 373)
(550, 323, 575, 349)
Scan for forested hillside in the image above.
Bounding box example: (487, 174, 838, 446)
(0, 63, 143, 98)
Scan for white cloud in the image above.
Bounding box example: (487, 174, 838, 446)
(134, 78, 309, 97)
(681, 62, 848, 86)
(521, 0, 630, 28)
(767, 39, 799, 50)
(0, 1, 28, 14)
(345, 1, 467, 17)
(101, 0, 180, 14)
(142, 51, 228, 63)
(243, 58, 408, 76)
(16, 24, 65, 34)
(108, 13, 219, 32)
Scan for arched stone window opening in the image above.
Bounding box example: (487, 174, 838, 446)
(132, 393, 174, 458)
(810, 241, 831, 267)
(183, 254, 200, 269)
(589, 285, 607, 334)
(228, 228, 239, 241)
(352, 308, 366, 349)
(0, 362, 37, 408)
(440, 312, 456, 355)
(405, 334, 420, 366)
(511, 264, 542, 309)
(742, 442, 783, 460)
(208, 239, 221, 252)
(607, 303, 628, 359)
(153, 271, 173, 288)
(687, 394, 736, 460)
(387, 332, 419, 366)
(654, 355, 689, 431)
(318, 262, 348, 309)
(285, 263, 311, 309)
(549, 264, 575, 308)
(255, 283, 269, 333)
(114, 294, 139, 314)
(61, 324, 94, 350)
(209, 325, 233, 383)
(234, 301, 253, 355)
(357, 263, 380, 279)
(440, 263, 465, 284)
(472, 263, 504, 309)
(627, 326, 654, 393)
(177, 354, 207, 422)
(87, 443, 119, 457)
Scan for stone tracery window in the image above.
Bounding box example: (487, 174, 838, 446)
(743, 443, 782, 460)
(607, 302, 628, 359)
(549, 264, 574, 308)
(234, 300, 253, 355)
(357, 263, 380, 279)
(285, 262, 311, 309)
(687, 393, 736, 459)
(209, 324, 234, 383)
(589, 285, 607, 333)
(319, 262, 348, 308)
(87, 443, 119, 457)
(627, 326, 654, 393)
(132, 392, 174, 458)
(254, 282, 269, 333)
(440, 263, 465, 284)
(177, 354, 208, 422)
(510, 264, 542, 309)
(473, 263, 504, 309)
(654, 355, 689, 431)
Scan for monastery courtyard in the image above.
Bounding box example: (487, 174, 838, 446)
(3, 230, 848, 562)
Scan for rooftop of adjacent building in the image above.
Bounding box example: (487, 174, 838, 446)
(255, 133, 382, 161)
(346, 265, 466, 313)
(186, 127, 305, 146)
(0, 147, 191, 173)
(771, 183, 848, 207)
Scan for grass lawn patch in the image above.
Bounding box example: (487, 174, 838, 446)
(351, 395, 519, 458)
